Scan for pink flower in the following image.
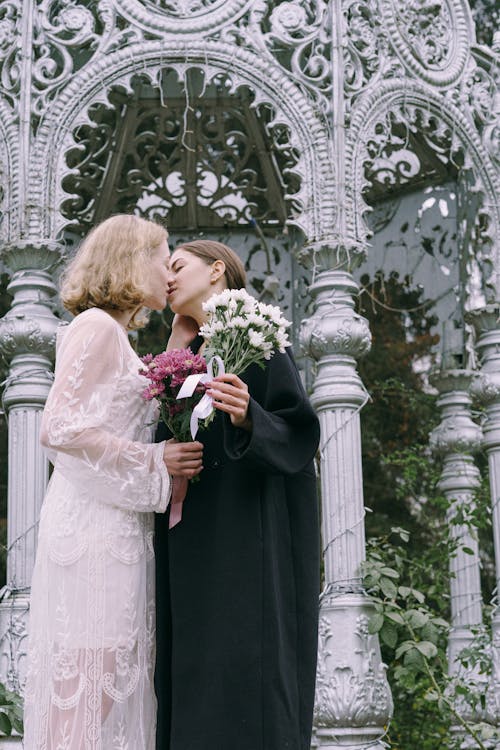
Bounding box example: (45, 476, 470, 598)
(139, 347, 208, 442)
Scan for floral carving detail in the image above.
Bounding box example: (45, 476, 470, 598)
(0, 0, 21, 106)
(377, 0, 469, 85)
(264, 0, 332, 117)
(270, 2, 309, 36)
(144, 0, 227, 16)
(397, 0, 451, 68)
(315, 613, 393, 727)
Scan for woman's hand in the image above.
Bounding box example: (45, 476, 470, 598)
(163, 439, 204, 478)
(207, 374, 252, 431)
(167, 314, 199, 351)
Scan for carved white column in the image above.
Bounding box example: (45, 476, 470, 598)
(468, 306, 500, 728)
(301, 264, 393, 750)
(0, 241, 62, 694)
(429, 369, 486, 734)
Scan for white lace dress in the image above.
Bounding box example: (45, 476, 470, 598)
(23, 307, 170, 750)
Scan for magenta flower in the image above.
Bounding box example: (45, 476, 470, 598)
(139, 348, 208, 442)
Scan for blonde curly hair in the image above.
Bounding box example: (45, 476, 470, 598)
(60, 214, 168, 330)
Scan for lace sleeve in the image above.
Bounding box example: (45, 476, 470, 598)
(40, 310, 170, 513)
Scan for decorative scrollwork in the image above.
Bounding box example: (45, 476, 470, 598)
(114, 0, 251, 35)
(378, 0, 470, 86)
(61, 72, 298, 234)
(31, 0, 120, 118)
(0, 0, 21, 108)
(343, 0, 394, 105)
(261, 0, 332, 118)
(144, 0, 221, 14)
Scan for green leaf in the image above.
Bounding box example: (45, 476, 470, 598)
(395, 640, 415, 659)
(462, 546, 475, 555)
(386, 610, 405, 626)
(408, 609, 429, 629)
(415, 641, 438, 659)
(403, 648, 425, 671)
(480, 723, 496, 740)
(431, 617, 450, 630)
(411, 589, 425, 604)
(381, 622, 398, 649)
(0, 712, 12, 736)
(398, 586, 412, 599)
(368, 613, 384, 634)
(11, 716, 23, 734)
(380, 566, 400, 579)
(380, 577, 398, 599)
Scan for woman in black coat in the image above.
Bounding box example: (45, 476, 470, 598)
(155, 240, 320, 750)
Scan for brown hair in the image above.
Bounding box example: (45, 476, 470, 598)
(176, 240, 246, 289)
(60, 214, 168, 329)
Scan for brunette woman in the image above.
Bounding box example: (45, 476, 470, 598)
(155, 240, 320, 750)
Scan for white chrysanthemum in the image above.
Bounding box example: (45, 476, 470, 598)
(202, 299, 217, 314)
(248, 330, 266, 349)
(232, 316, 247, 329)
(246, 313, 267, 328)
(275, 330, 290, 352)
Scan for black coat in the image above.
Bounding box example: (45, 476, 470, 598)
(155, 340, 320, 750)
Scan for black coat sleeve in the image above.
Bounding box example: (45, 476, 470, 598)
(223, 348, 320, 475)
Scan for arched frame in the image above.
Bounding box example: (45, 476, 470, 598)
(346, 79, 500, 301)
(29, 40, 336, 246)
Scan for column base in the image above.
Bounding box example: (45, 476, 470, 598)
(314, 593, 392, 748)
(487, 609, 500, 725)
(0, 738, 22, 749)
(0, 593, 30, 694)
(315, 727, 388, 748)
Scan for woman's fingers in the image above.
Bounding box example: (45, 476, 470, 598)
(163, 440, 204, 476)
(206, 375, 250, 427)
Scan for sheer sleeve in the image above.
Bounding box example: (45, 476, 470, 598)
(40, 311, 170, 513)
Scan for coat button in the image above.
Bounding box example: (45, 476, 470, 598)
(212, 459, 220, 468)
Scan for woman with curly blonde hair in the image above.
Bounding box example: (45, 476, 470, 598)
(24, 214, 203, 750)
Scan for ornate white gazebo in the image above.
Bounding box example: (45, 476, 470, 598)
(0, 1, 498, 747)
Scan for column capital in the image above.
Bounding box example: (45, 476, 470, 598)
(0, 239, 65, 275)
(0, 239, 65, 408)
(296, 239, 367, 274)
(429, 369, 482, 455)
(300, 270, 371, 361)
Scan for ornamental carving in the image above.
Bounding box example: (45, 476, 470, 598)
(0, 314, 56, 361)
(61, 78, 296, 234)
(378, 0, 470, 86)
(301, 312, 372, 359)
(347, 84, 500, 300)
(35, 42, 334, 240)
(0, 600, 29, 693)
(315, 614, 393, 727)
(115, 0, 251, 35)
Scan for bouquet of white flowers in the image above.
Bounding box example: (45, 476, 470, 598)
(200, 288, 291, 373)
(176, 289, 292, 439)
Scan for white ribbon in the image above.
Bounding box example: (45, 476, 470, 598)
(176, 356, 225, 439)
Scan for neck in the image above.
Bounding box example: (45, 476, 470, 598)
(103, 307, 136, 329)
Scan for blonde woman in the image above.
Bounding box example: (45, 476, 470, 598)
(23, 215, 203, 750)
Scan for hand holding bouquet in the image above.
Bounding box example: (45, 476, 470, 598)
(179, 289, 291, 437)
(140, 347, 209, 528)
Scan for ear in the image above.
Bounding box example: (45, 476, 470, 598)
(210, 259, 226, 284)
